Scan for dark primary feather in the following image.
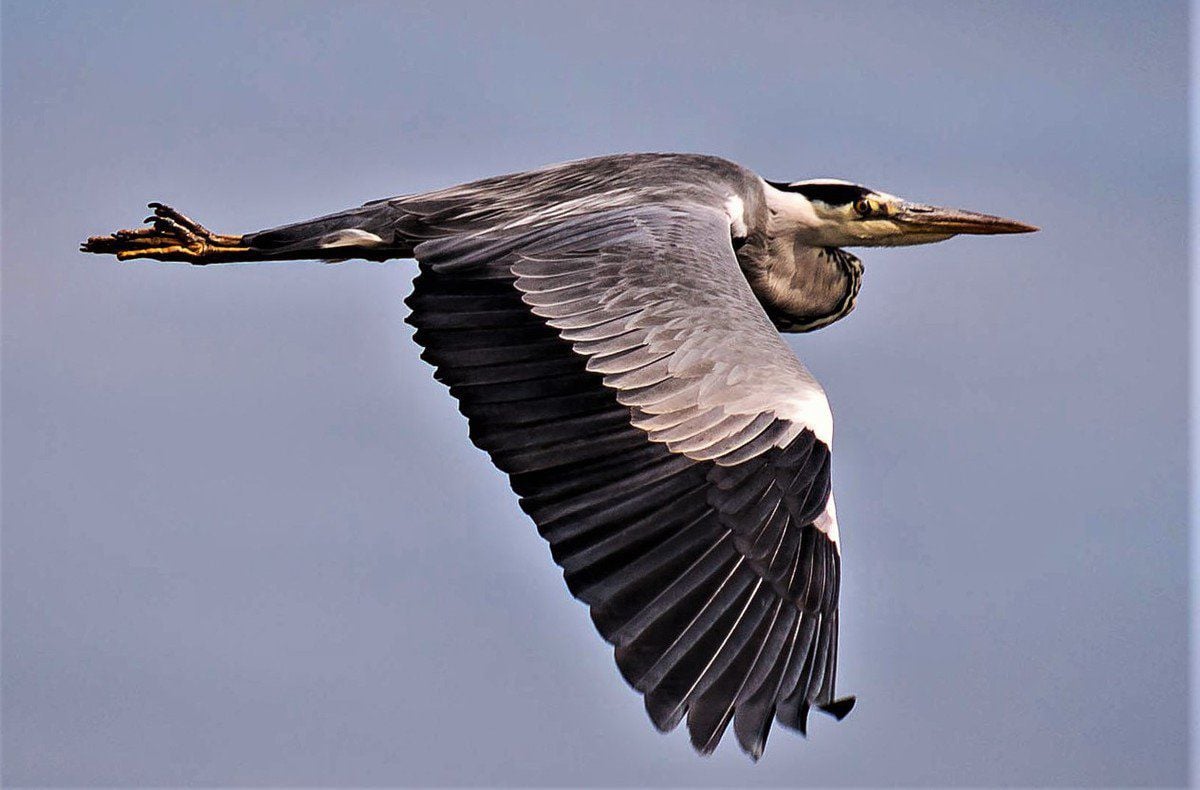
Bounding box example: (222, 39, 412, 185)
(404, 197, 853, 758)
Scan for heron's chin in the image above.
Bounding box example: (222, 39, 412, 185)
(878, 231, 957, 247)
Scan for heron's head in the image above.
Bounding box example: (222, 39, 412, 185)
(766, 179, 1038, 248)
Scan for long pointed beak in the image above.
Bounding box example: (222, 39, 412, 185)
(895, 203, 1039, 235)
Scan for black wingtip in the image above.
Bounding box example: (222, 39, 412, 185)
(644, 694, 686, 734)
(734, 710, 773, 761)
(817, 695, 856, 721)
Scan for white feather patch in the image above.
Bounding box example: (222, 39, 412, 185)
(778, 388, 834, 448)
(813, 493, 840, 548)
(318, 229, 385, 248)
(725, 195, 747, 237)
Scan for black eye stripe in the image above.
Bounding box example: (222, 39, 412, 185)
(767, 181, 872, 206)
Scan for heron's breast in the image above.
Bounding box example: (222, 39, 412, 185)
(744, 244, 862, 333)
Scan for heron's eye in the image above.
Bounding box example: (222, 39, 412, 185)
(853, 198, 873, 217)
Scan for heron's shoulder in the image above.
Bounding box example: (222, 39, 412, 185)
(548, 151, 749, 170)
(529, 152, 759, 191)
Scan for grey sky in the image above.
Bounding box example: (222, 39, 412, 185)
(2, 1, 1188, 786)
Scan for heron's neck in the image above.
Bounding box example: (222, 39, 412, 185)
(762, 181, 838, 246)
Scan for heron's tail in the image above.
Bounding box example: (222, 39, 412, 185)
(81, 202, 415, 264)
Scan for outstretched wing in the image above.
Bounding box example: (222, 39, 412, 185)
(405, 203, 854, 759)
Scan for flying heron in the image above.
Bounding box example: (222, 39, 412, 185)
(82, 153, 1036, 760)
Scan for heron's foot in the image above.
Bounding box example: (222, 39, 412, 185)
(81, 203, 249, 263)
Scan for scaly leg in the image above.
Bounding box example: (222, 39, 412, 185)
(81, 203, 255, 264)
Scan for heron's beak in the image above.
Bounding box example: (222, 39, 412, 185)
(894, 203, 1039, 236)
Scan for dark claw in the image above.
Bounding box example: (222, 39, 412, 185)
(149, 203, 212, 237)
(153, 216, 193, 238)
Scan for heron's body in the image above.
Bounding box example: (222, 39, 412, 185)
(83, 152, 1035, 760)
(246, 154, 865, 332)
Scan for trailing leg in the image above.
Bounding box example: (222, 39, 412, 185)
(81, 201, 407, 264)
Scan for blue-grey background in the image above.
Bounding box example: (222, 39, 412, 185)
(2, 1, 1188, 786)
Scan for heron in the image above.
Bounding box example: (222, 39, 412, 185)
(82, 153, 1036, 760)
